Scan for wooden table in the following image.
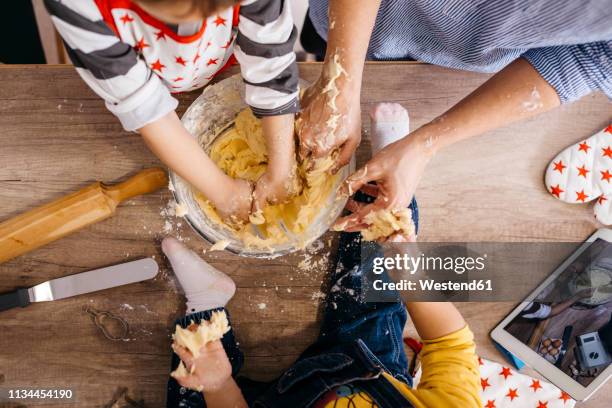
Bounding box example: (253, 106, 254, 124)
(0, 63, 610, 407)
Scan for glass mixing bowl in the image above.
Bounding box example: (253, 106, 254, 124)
(169, 74, 355, 258)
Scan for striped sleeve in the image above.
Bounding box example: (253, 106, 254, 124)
(43, 0, 177, 131)
(235, 0, 299, 117)
(523, 41, 612, 103)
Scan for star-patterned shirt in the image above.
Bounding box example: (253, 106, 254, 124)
(44, 0, 299, 131)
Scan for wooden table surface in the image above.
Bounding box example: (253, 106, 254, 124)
(0, 63, 610, 407)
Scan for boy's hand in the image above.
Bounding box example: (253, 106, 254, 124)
(216, 178, 253, 224)
(253, 114, 300, 211)
(253, 169, 299, 211)
(297, 73, 361, 173)
(171, 340, 232, 392)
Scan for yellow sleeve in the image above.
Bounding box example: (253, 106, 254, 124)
(384, 325, 482, 408)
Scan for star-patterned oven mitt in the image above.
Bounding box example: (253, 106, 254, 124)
(478, 357, 575, 408)
(545, 125, 612, 224)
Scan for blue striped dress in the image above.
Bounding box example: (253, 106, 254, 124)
(308, 0, 612, 103)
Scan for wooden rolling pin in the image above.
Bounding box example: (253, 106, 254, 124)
(0, 168, 168, 263)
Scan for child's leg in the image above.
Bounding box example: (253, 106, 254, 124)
(162, 237, 244, 408)
(312, 103, 417, 383)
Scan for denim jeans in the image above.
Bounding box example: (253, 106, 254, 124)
(167, 196, 419, 408)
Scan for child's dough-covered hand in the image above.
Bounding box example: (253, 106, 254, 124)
(171, 339, 232, 393)
(297, 73, 361, 173)
(252, 170, 299, 212)
(216, 178, 253, 224)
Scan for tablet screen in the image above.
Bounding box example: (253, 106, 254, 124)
(504, 238, 612, 386)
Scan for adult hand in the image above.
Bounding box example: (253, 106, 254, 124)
(297, 74, 361, 173)
(171, 340, 232, 393)
(334, 133, 433, 233)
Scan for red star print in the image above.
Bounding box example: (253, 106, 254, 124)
(172, 77, 184, 82)
(578, 141, 591, 153)
(478, 356, 484, 366)
(602, 170, 612, 182)
(133, 37, 149, 52)
(481, 377, 491, 391)
(175, 56, 187, 66)
(204, 41, 212, 50)
(576, 189, 588, 202)
(221, 39, 233, 49)
(214, 15, 227, 26)
(599, 196, 608, 205)
(559, 391, 572, 403)
(537, 401, 548, 408)
(603, 146, 612, 159)
(550, 184, 564, 198)
(205, 74, 215, 81)
(193, 52, 201, 64)
(499, 366, 512, 380)
(484, 400, 496, 408)
(120, 13, 134, 24)
(505, 388, 518, 401)
(577, 164, 590, 178)
(606, 124, 612, 134)
(150, 59, 166, 72)
(530, 379, 542, 392)
(155, 30, 166, 41)
(207, 58, 219, 66)
(553, 160, 566, 174)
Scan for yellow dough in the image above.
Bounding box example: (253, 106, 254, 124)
(334, 207, 416, 241)
(361, 208, 415, 241)
(195, 109, 339, 250)
(170, 310, 230, 388)
(172, 310, 230, 358)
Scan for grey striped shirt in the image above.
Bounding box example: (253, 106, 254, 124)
(309, 0, 612, 103)
(44, 0, 299, 131)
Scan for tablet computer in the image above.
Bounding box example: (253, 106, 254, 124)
(491, 229, 612, 401)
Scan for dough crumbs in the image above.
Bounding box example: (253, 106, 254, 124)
(361, 208, 415, 241)
(175, 202, 188, 217)
(257, 303, 267, 310)
(170, 310, 230, 387)
(210, 239, 230, 251)
(249, 209, 265, 225)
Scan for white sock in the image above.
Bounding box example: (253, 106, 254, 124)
(162, 237, 236, 313)
(369, 103, 410, 154)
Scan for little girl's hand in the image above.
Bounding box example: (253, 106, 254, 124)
(216, 178, 253, 224)
(171, 340, 232, 392)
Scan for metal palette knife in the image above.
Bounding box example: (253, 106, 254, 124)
(0, 258, 158, 312)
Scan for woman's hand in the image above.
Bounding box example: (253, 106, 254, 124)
(171, 340, 232, 392)
(297, 73, 361, 173)
(334, 131, 434, 232)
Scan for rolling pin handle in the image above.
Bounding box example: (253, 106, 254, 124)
(0, 288, 30, 312)
(103, 168, 168, 204)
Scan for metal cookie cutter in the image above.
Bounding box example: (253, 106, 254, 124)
(84, 306, 129, 341)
